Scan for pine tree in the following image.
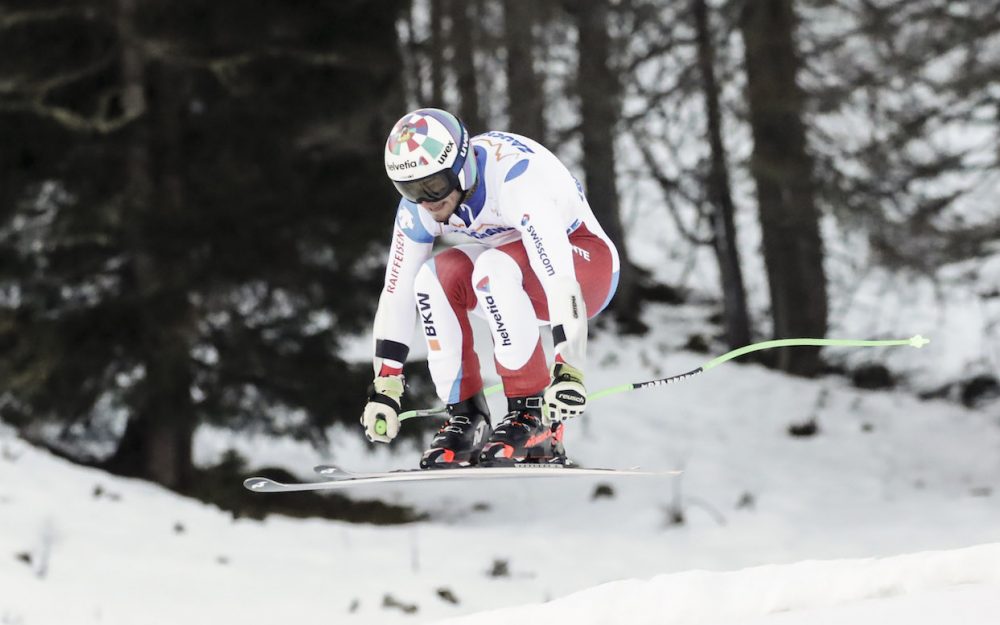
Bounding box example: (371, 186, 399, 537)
(0, 0, 407, 488)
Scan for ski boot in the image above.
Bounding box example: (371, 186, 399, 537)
(420, 391, 492, 469)
(478, 395, 567, 466)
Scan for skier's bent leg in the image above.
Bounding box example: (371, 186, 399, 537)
(413, 248, 485, 403)
(413, 248, 492, 468)
(470, 248, 549, 396)
(471, 249, 563, 465)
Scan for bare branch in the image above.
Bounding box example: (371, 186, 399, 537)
(0, 6, 103, 30)
(628, 126, 713, 246)
(0, 49, 118, 98)
(0, 97, 142, 134)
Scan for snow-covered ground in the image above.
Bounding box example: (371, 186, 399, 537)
(3, 304, 999, 624)
(438, 544, 1000, 625)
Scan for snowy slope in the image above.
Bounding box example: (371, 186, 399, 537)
(437, 544, 1000, 625)
(3, 303, 1000, 624)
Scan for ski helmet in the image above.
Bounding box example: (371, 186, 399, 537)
(384, 108, 477, 203)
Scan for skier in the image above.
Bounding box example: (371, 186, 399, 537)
(361, 108, 620, 468)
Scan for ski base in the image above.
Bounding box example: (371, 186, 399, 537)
(243, 463, 678, 493)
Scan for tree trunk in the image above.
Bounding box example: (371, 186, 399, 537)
(692, 0, 752, 349)
(429, 0, 447, 108)
(105, 0, 195, 489)
(502, 0, 546, 140)
(405, 0, 431, 105)
(740, 0, 828, 375)
(450, 0, 485, 132)
(572, 0, 641, 329)
(398, 0, 422, 109)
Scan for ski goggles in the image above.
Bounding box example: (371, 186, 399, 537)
(391, 169, 460, 203)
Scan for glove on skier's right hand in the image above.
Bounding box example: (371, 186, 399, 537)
(543, 362, 587, 425)
(360, 375, 404, 444)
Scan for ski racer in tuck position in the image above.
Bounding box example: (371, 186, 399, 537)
(361, 108, 621, 469)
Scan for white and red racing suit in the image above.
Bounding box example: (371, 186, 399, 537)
(373, 131, 620, 403)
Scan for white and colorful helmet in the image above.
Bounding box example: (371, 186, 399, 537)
(384, 108, 477, 203)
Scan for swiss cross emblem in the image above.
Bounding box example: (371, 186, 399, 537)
(398, 210, 415, 230)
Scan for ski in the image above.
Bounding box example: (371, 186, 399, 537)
(243, 463, 678, 493)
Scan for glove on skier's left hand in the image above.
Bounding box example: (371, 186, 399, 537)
(543, 362, 587, 425)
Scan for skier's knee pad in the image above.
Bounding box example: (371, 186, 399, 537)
(471, 248, 523, 290)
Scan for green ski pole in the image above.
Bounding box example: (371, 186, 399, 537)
(397, 335, 929, 423)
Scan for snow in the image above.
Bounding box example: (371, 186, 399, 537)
(3, 304, 1000, 624)
(437, 545, 1000, 625)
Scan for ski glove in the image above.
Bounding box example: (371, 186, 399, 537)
(361, 375, 405, 443)
(543, 362, 587, 425)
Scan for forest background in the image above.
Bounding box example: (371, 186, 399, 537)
(1, 0, 998, 519)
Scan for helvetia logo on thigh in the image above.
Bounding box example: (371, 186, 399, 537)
(484, 295, 512, 347)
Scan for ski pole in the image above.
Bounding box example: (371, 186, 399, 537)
(397, 334, 929, 422)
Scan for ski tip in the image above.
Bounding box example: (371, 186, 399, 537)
(243, 477, 283, 492)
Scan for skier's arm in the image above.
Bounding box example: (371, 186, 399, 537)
(372, 201, 436, 376)
(362, 201, 436, 444)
